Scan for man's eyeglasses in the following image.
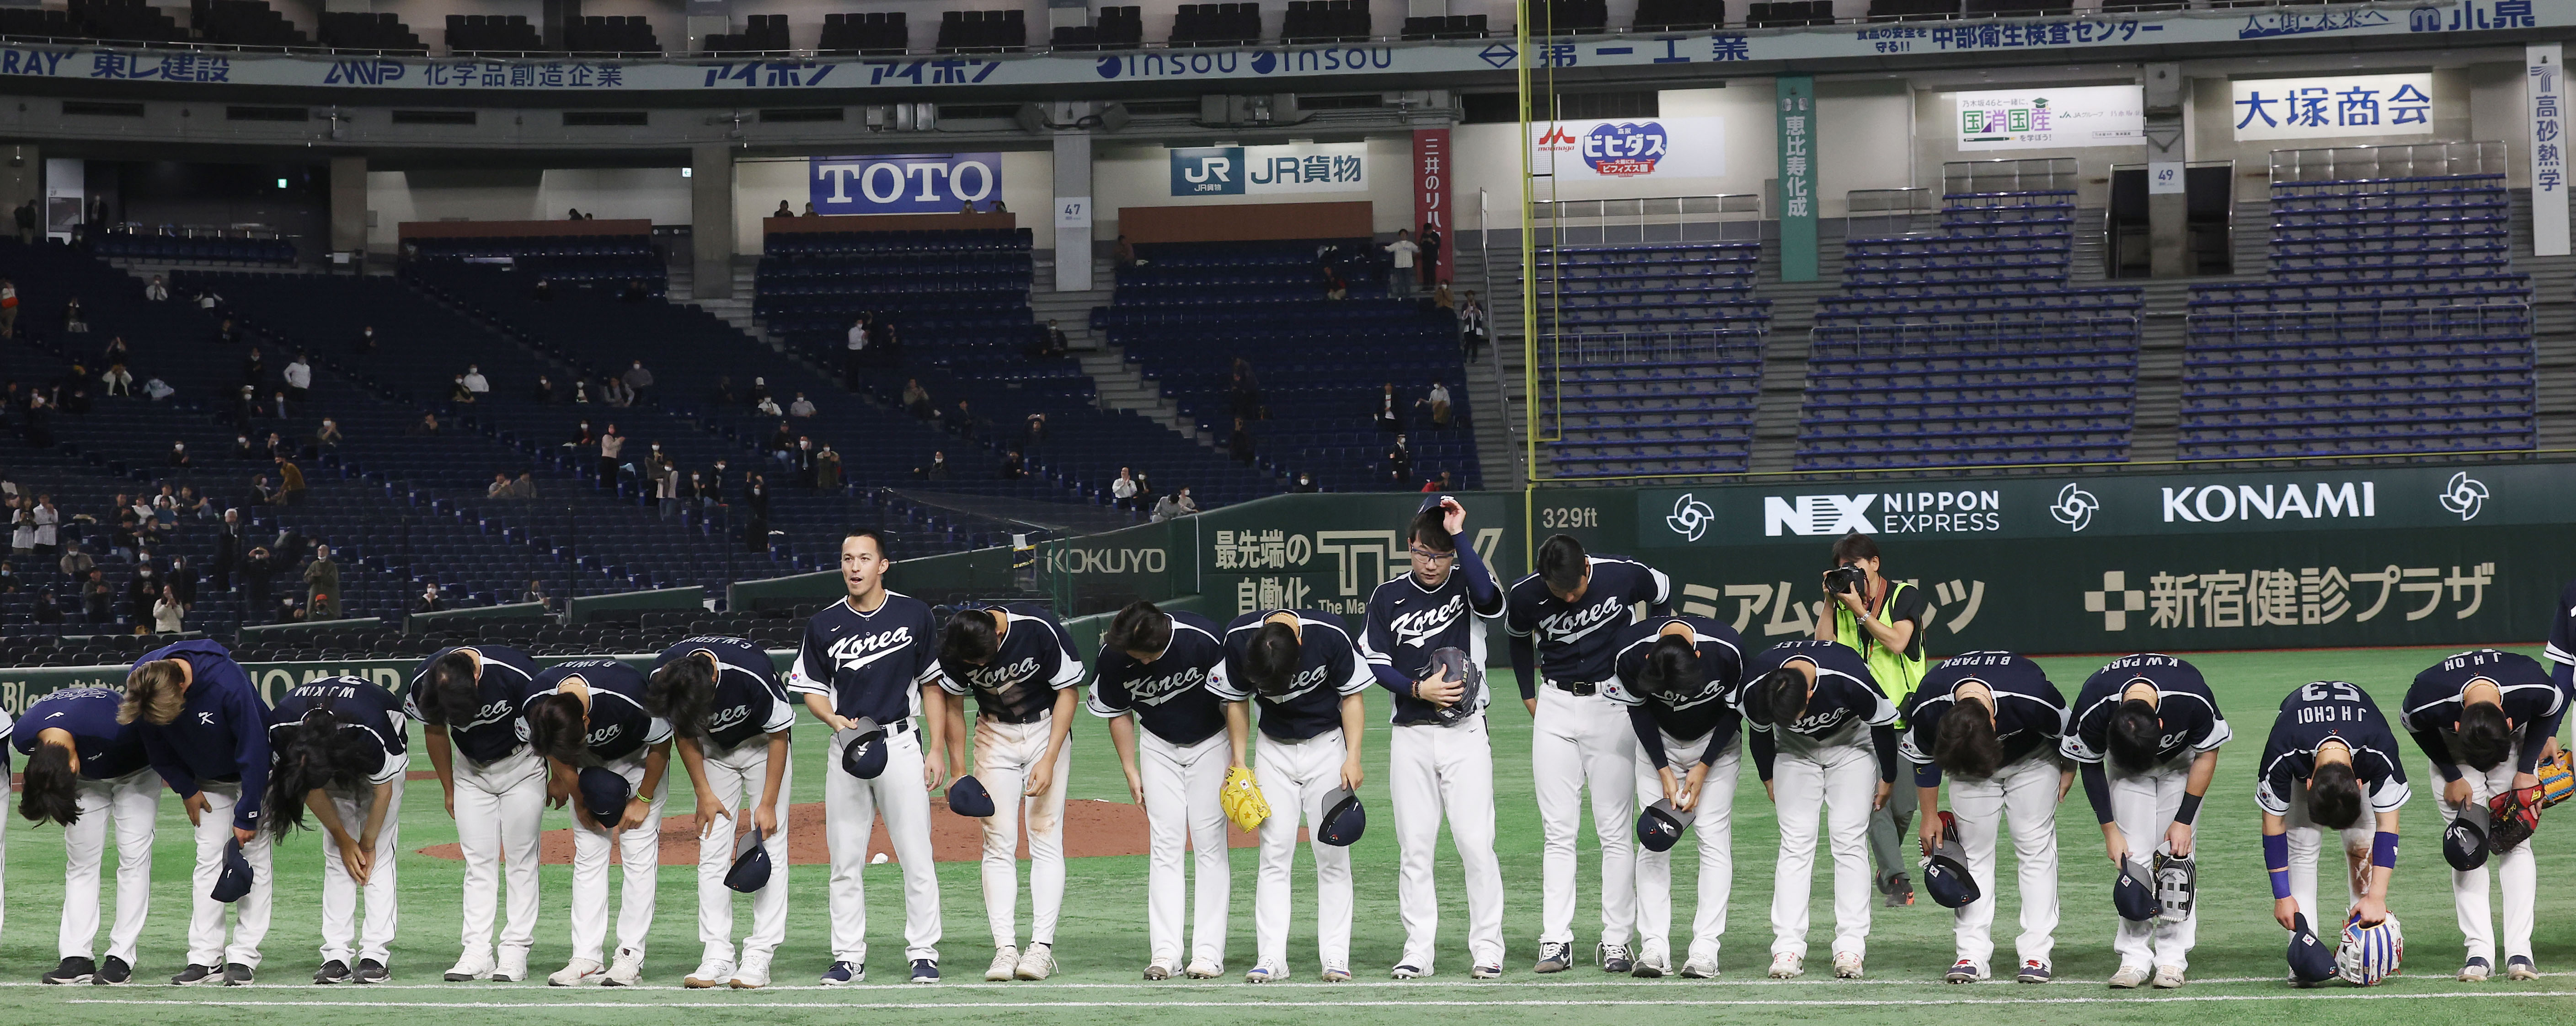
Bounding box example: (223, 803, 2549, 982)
(1408, 547, 1457, 564)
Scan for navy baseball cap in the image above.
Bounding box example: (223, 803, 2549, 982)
(578, 766, 632, 825)
(1636, 798, 1694, 854)
(1318, 787, 1366, 847)
(2114, 855, 2160, 922)
(725, 827, 773, 893)
(838, 718, 887, 780)
(210, 838, 255, 903)
(948, 774, 996, 818)
(2287, 913, 2338, 984)
(1920, 812, 1978, 909)
(2444, 802, 2491, 872)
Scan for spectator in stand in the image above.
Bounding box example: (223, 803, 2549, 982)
(241, 345, 263, 385)
(623, 359, 654, 398)
(654, 454, 680, 520)
(488, 473, 516, 499)
(248, 473, 277, 508)
(304, 543, 341, 621)
(1323, 264, 1347, 301)
(534, 375, 557, 403)
(1115, 234, 1138, 269)
(1459, 291, 1488, 360)
(168, 440, 191, 468)
(233, 433, 255, 461)
(774, 200, 794, 218)
(747, 376, 772, 409)
(743, 473, 769, 552)
(1151, 487, 1197, 523)
(1112, 467, 1140, 510)
(8, 203, 26, 242)
(0, 277, 15, 338)
(30, 494, 57, 554)
(754, 392, 782, 417)
(598, 424, 625, 483)
(182, 486, 214, 521)
(793, 437, 818, 488)
(604, 374, 634, 408)
(461, 363, 489, 395)
(1023, 412, 1047, 447)
(153, 583, 186, 633)
(999, 450, 1026, 480)
(272, 390, 290, 420)
(1375, 382, 1404, 432)
(1229, 360, 1262, 422)
(1292, 472, 1318, 493)
(1421, 380, 1452, 429)
(1385, 434, 1413, 483)
(210, 509, 241, 591)
(82, 569, 111, 624)
(511, 472, 536, 498)
(123, 564, 158, 626)
(532, 279, 551, 302)
(169, 554, 196, 607)
(102, 334, 130, 366)
(903, 379, 933, 419)
(7, 496, 29, 554)
(411, 412, 441, 436)
(266, 431, 290, 460)
(1419, 222, 1443, 288)
(1421, 471, 1454, 494)
(314, 418, 342, 452)
(847, 315, 872, 382)
(788, 392, 816, 418)
(59, 546, 94, 585)
(241, 543, 274, 615)
(235, 386, 259, 428)
(145, 274, 170, 301)
(198, 287, 223, 312)
(524, 579, 550, 609)
(1384, 229, 1421, 298)
(283, 353, 312, 403)
(144, 376, 173, 400)
(814, 446, 842, 492)
(1034, 320, 1070, 359)
(101, 362, 133, 397)
(1433, 282, 1454, 312)
(767, 421, 796, 468)
(1229, 418, 1256, 465)
(357, 325, 377, 351)
(924, 451, 950, 482)
(948, 399, 983, 439)
(416, 582, 447, 614)
(569, 208, 585, 220)
(566, 419, 596, 453)
(449, 375, 476, 404)
(33, 587, 62, 623)
(572, 379, 591, 404)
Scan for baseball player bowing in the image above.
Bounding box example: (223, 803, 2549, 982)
(1504, 533, 1670, 974)
(16, 687, 158, 986)
(648, 636, 796, 989)
(2255, 681, 2410, 962)
(121, 639, 272, 986)
(1608, 612, 1744, 980)
(1211, 606, 1373, 983)
(2063, 654, 2228, 989)
(2400, 649, 2566, 981)
(1091, 600, 1243, 980)
(786, 530, 949, 986)
(1740, 638, 1897, 980)
(1901, 651, 2070, 985)
(935, 601, 1085, 983)
(265, 676, 410, 985)
(522, 658, 675, 987)
(1361, 497, 1507, 981)
(407, 643, 545, 983)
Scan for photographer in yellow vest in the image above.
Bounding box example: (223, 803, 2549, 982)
(1811, 531, 1929, 906)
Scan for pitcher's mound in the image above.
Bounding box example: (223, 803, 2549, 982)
(417, 798, 1289, 865)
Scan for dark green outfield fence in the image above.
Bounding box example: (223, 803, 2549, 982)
(8, 460, 2565, 713)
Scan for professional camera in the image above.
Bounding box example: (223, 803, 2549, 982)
(1825, 563, 1868, 595)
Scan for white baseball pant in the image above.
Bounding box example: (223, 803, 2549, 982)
(1392, 715, 1505, 971)
(452, 747, 547, 963)
(2440, 746, 2534, 964)
(316, 784, 403, 965)
(1254, 729, 1354, 972)
(695, 739, 794, 964)
(825, 725, 942, 964)
(1945, 755, 2061, 971)
(186, 782, 273, 968)
(60, 767, 158, 964)
(2107, 757, 2196, 972)
(2282, 789, 2375, 928)
(568, 755, 668, 965)
(1534, 685, 1638, 948)
(1633, 731, 1736, 967)
(974, 714, 1072, 950)
(1140, 730, 1230, 969)
(1768, 738, 1876, 960)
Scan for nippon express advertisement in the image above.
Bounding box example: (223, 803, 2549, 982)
(1526, 117, 1725, 181)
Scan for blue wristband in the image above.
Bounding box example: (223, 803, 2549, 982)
(2263, 832, 2292, 900)
(2371, 830, 2399, 870)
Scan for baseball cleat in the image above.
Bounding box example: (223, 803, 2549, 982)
(314, 960, 352, 985)
(1014, 944, 1056, 981)
(1534, 942, 1572, 974)
(1321, 963, 1352, 983)
(2151, 965, 2185, 989)
(685, 959, 735, 988)
(909, 959, 941, 984)
(1883, 875, 1915, 907)
(170, 964, 223, 986)
(1144, 962, 1175, 981)
(1599, 942, 1635, 974)
(2108, 966, 2150, 988)
(547, 959, 603, 987)
(1767, 952, 1804, 979)
(444, 951, 495, 982)
(93, 957, 133, 986)
(1680, 953, 1719, 979)
(729, 954, 772, 989)
(2459, 957, 2492, 982)
(355, 959, 389, 984)
(603, 948, 644, 987)
(986, 946, 1021, 982)
(1944, 959, 1982, 984)
(1832, 952, 1864, 979)
(818, 961, 862, 986)
(2016, 960, 2052, 984)
(221, 963, 254, 986)
(1184, 960, 1223, 979)
(1244, 963, 1286, 983)
(1471, 963, 1502, 980)
(2507, 956, 2539, 981)
(43, 957, 96, 986)
(1632, 942, 1669, 978)
(1391, 964, 1425, 980)
(493, 949, 530, 983)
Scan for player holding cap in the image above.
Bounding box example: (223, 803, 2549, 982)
(1362, 497, 1507, 981)
(1608, 611, 1744, 979)
(1504, 533, 1670, 974)
(1212, 606, 1372, 983)
(1900, 651, 2069, 985)
(2063, 654, 2227, 988)
(1740, 638, 1897, 980)
(1091, 600, 1243, 980)
(522, 658, 674, 987)
(935, 600, 1086, 983)
(265, 676, 410, 985)
(649, 635, 796, 989)
(121, 639, 272, 986)
(16, 687, 158, 986)
(2399, 649, 2565, 981)
(407, 643, 544, 983)
(2255, 680, 2410, 967)
(787, 530, 950, 985)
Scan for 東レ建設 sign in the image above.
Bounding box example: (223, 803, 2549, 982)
(809, 153, 1003, 214)
(2229, 72, 2434, 141)
(1954, 85, 2143, 150)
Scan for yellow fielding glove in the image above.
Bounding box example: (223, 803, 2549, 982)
(1221, 765, 1270, 832)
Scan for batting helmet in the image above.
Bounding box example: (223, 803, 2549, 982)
(1318, 787, 1366, 846)
(577, 766, 632, 825)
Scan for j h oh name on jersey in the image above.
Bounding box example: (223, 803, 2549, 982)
(1390, 595, 1466, 647)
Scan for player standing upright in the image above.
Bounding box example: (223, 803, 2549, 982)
(1361, 497, 1507, 980)
(1740, 638, 1897, 980)
(1091, 601, 1243, 980)
(1504, 533, 1669, 973)
(265, 676, 410, 984)
(522, 659, 674, 987)
(1212, 606, 1372, 983)
(16, 687, 159, 986)
(787, 530, 950, 985)
(2255, 680, 2410, 958)
(2399, 649, 2565, 981)
(1900, 651, 2068, 985)
(407, 643, 544, 983)
(1608, 612, 1744, 979)
(648, 635, 796, 989)
(121, 639, 272, 986)
(936, 601, 1085, 983)
(2063, 654, 2228, 989)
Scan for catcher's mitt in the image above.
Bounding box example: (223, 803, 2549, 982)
(2487, 786, 2539, 854)
(2539, 748, 2572, 809)
(1221, 765, 1271, 832)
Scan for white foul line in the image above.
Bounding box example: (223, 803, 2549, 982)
(58, 990, 2576, 1010)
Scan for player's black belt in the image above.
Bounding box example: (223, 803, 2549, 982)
(1546, 678, 1603, 697)
(977, 708, 1051, 726)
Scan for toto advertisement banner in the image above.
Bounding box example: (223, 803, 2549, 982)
(1527, 117, 1725, 180)
(808, 152, 1004, 214)
(1954, 85, 2143, 150)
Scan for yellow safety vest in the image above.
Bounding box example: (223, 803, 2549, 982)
(1834, 578, 1928, 725)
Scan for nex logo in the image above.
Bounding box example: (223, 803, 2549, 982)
(1762, 494, 1874, 536)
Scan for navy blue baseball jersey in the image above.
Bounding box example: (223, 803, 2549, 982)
(521, 660, 672, 765)
(2062, 653, 2232, 767)
(1504, 554, 1672, 697)
(654, 636, 795, 751)
(1208, 609, 1372, 741)
(1089, 610, 1232, 746)
(2254, 681, 2412, 817)
(1898, 651, 2068, 784)
(1361, 529, 1505, 725)
(133, 639, 272, 832)
(2401, 649, 2568, 778)
(787, 591, 942, 726)
(11, 687, 152, 780)
(1609, 615, 1746, 767)
(1743, 639, 1895, 744)
(406, 644, 540, 765)
(2544, 577, 2576, 696)
(937, 602, 1085, 724)
(272, 677, 411, 785)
